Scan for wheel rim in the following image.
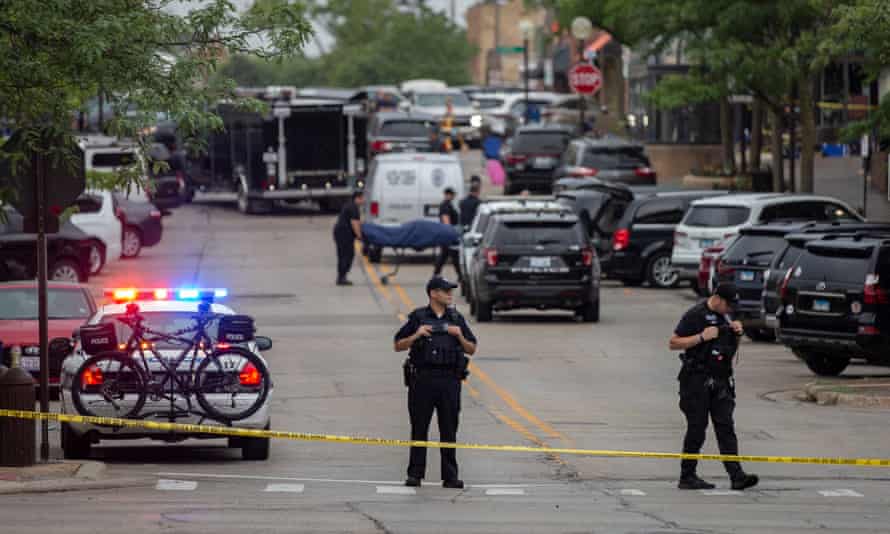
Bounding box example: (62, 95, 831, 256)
(122, 230, 140, 256)
(652, 256, 679, 287)
(89, 247, 102, 274)
(52, 264, 80, 282)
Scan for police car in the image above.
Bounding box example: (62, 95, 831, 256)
(58, 288, 274, 461)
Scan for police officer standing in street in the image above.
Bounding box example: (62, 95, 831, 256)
(433, 188, 461, 279)
(668, 283, 759, 491)
(395, 277, 477, 488)
(459, 180, 482, 230)
(333, 191, 365, 286)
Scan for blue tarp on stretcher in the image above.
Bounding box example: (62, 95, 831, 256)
(362, 220, 459, 250)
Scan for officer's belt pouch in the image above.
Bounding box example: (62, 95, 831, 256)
(80, 323, 118, 355)
(218, 315, 255, 343)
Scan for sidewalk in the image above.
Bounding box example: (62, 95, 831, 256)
(0, 461, 151, 495)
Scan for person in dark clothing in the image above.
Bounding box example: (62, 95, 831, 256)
(433, 188, 461, 279)
(669, 283, 759, 491)
(429, 129, 448, 153)
(395, 276, 477, 488)
(333, 191, 365, 286)
(459, 182, 481, 229)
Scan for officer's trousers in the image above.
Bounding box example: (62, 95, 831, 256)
(433, 246, 461, 279)
(407, 372, 461, 481)
(333, 230, 355, 281)
(679, 373, 742, 479)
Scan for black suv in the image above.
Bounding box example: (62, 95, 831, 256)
(555, 180, 633, 259)
(777, 233, 890, 376)
(501, 124, 574, 194)
(366, 111, 436, 160)
(467, 211, 600, 323)
(605, 191, 725, 288)
(0, 209, 93, 283)
(554, 136, 656, 186)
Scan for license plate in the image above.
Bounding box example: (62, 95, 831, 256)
(20, 357, 39, 371)
(813, 298, 831, 312)
(532, 157, 555, 169)
(530, 257, 552, 268)
(700, 239, 716, 248)
(739, 270, 755, 282)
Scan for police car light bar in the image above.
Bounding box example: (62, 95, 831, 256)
(105, 288, 228, 303)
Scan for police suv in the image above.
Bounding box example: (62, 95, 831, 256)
(58, 288, 274, 461)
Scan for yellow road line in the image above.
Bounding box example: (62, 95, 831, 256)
(356, 242, 392, 303)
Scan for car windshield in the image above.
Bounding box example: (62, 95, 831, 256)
(581, 147, 648, 169)
(415, 93, 471, 107)
(724, 235, 787, 265)
(512, 132, 570, 153)
(100, 311, 223, 350)
(794, 249, 871, 284)
(684, 206, 751, 227)
(474, 98, 504, 109)
(379, 120, 433, 137)
(0, 288, 92, 320)
(494, 221, 583, 246)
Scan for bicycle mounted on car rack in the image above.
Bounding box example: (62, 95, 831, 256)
(72, 290, 270, 423)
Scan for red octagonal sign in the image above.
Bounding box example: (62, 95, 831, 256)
(570, 63, 602, 95)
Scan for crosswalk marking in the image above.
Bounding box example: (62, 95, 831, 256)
(701, 490, 743, 496)
(819, 489, 864, 497)
(264, 483, 305, 493)
(485, 488, 525, 496)
(156, 479, 197, 491)
(619, 489, 646, 496)
(376, 486, 417, 495)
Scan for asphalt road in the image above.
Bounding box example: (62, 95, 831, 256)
(4, 166, 890, 532)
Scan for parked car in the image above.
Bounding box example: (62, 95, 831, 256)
(460, 199, 573, 302)
(696, 243, 731, 297)
(604, 191, 726, 288)
(467, 210, 600, 322)
(672, 194, 863, 286)
(777, 233, 890, 376)
(554, 136, 656, 185)
(366, 112, 437, 160)
(70, 191, 123, 275)
(501, 124, 574, 194)
(406, 88, 482, 146)
(555, 181, 634, 259)
(112, 192, 163, 258)
(0, 282, 97, 396)
(0, 208, 93, 283)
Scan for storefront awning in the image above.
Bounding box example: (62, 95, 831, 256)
(586, 33, 612, 55)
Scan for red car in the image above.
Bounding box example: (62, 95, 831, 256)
(0, 282, 97, 392)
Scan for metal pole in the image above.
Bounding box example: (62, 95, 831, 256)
(35, 153, 49, 462)
(523, 38, 530, 122)
(277, 115, 287, 188)
(347, 112, 356, 175)
(789, 111, 796, 193)
(494, 1, 501, 80)
(578, 42, 585, 135)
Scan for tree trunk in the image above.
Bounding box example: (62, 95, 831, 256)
(750, 98, 764, 171)
(769, 107, 785, 192)
(798, 72, 817, 193)
(720, 96, 735, 174)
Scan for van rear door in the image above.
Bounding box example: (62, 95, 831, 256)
(372, 159, 422, 225)
(419, 159, 464, 221)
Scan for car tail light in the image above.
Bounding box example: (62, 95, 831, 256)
(370, 201, 380, 217)
(150, 209, 162, 218)
(505, 154, 527, 165)
(674, 231, 688, 247)
(634, 167, 656, 180)
(612, 228, 630, 251)
(371, 140, 393, 153)
(859, 325, 880, 335)
(484, 248, 499, 267)
(581, 248, 594, 266)
(82, 366, 104, 387)
(568, 166, 598, 177)
(239, 362, 262, 386)
(864, 274, 888, 304)
(716, 258, 735, 277)
(114, 207, 126, 224)
(779, 267, 793, 300)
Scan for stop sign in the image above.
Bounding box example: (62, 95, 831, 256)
(569, 64, 602, 95)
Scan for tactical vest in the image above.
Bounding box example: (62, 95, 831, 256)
(409, 307, 463, 369)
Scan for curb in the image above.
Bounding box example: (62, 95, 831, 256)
(0, 476, 153, 495)
(800, 383, 890, 409)
(74, 461, 106, 480)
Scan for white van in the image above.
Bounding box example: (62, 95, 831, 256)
(363, 153, 465, 226)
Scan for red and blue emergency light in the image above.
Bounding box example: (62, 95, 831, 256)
(105, 288, 228, 303)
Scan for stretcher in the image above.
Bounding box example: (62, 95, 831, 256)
(362, 220, 460, 285)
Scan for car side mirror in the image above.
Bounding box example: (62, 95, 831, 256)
(255, 336, 273, 351)
(49, 337, 73, 357)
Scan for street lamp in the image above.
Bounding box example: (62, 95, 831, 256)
(571, 16, 593, 135)
(519, 19, 534, 123)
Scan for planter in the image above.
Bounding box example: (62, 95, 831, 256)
(681, 174, 752, 191)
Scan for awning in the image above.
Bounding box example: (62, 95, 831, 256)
(586, 33, 612, 55)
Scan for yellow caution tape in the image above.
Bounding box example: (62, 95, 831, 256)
(2, 409, 890, 468)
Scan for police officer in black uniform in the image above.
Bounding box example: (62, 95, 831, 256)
(669, 283, 759, 491)
(433, 188, 461, 279)
(333, 191, 365, 286)
(394, 277, 477, 488)
(459, 181, 482, 229)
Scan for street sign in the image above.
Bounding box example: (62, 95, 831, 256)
(569, 63, 602, 95)
(272, 105, 292, 119)
(496, 46, 525, 55)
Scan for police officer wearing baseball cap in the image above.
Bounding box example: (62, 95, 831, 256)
(394, 276, 477, 489)
(668, 283, 759, 491)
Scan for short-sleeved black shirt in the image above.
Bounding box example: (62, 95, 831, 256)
(674, 301, 731, 362)
(459, 195, 481, 228)
(394, 306, 477, 347)
(438, 200, 459, 227)
(334, 202, 361, 238)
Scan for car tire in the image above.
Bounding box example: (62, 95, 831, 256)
(61, 422, 91, 460)
(745, 328, 776, 343)
(241, 424, 270, 461)
(646, 251, 679, 289)
(475, 299, 492, 322)
(121, 226, 143, 258)
(50, 258, 85, 283)
(87, 242, 105, 276)
(578, 300, 600, 323)
(799, 350, 850, 376)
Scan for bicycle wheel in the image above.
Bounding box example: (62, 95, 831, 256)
(194, 346, 271, 421)
(72, 352, 147, 419)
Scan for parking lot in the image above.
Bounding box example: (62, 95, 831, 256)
(5, 169, 890, 532)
